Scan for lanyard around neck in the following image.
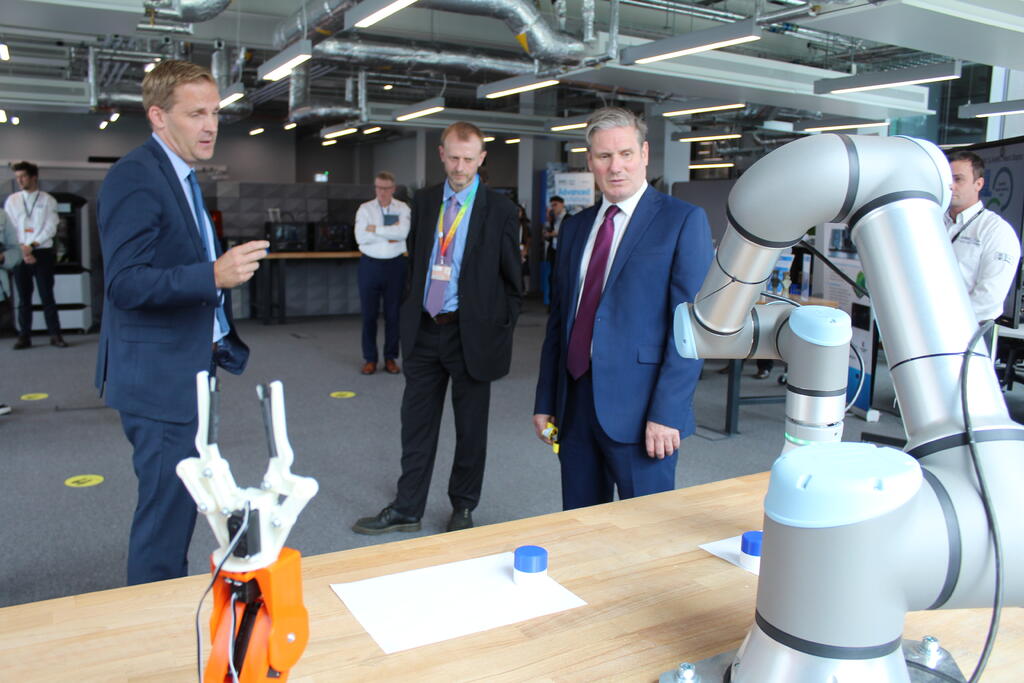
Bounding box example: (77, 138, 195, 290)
(951, 208, 984, 244)
(22, 191, 41, 220)
(436, 184, 477, 261)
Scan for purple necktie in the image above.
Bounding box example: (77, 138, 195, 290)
(566, 204, 620, 379)
(425, 196, 460, 317)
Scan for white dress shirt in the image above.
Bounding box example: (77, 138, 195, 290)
(3, 189, 59, 249)
(945, 201, 1021, 322)
(355, 198, 411, 259)
(574, 181, 649, 314)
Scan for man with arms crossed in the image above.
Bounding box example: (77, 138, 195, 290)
(533, 107, 713, 510)
(95, 60, 269, 584)
(353, 121, 522, 534)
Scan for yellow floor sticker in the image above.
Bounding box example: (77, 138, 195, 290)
(65, 474, 104, 488)
(330, 391, 357, 399)
(20, 393, 49, 401)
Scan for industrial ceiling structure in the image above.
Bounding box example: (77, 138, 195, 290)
(1, 0, 1021, 171)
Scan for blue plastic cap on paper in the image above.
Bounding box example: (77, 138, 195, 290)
(741, 531, 763, 557)
(514, 545, 548, 573)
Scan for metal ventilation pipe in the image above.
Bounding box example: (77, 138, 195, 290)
(313, 37, 535, 75)
(143, 0, 233, 23)
(274, 0, 357, 49)
(288, 62, 362, 126)
(419, 0, 586, 63)
(582, 0, 596, 44)
(211, 42, 252, 122)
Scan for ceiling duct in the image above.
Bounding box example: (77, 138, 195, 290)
(288, 62, 362, 126)
(142, 0, 233, 23)
(211, 43, 252, 123)
(313, 37, 535, 75)
(418, 0, 586, 64)
(274, 0, 358, 49)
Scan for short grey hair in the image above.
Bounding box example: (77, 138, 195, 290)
(585, 107, 647, 149)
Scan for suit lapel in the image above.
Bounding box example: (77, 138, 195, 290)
(461, 183, 487, 265)
(603, 185, 662, 294)
(145, 137, 207, 261)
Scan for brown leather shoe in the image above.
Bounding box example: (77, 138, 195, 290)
(361, 361, 377, 375)
(50, 336, 69, 348)
(384, 359, 401, 374)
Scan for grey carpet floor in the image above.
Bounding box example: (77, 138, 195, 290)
(2, 299, 1016, 607)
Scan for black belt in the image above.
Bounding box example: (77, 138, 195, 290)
(424, 310, 458, 325)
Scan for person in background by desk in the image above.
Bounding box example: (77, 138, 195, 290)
(95, 60, 268, 585)
(355, 171, 410, 375)
(353, 121, 522, 535)
(946, 151, 1021, 336)
(4, 161, 66, 349)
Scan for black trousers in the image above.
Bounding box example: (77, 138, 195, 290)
(393, 315, 491, 519)
(13, 247, 60, 336)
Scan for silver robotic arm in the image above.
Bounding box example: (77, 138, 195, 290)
(671, 134, 1023, 682)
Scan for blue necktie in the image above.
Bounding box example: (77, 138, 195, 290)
(187, 170, 231, 337)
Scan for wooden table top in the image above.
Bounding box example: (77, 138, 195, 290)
(1, 472, 1020, 681)
(264, 250, 361, 260)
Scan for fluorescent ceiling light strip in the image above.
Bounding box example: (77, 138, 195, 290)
(569, 147, 587, 153)
(483, 79, 560, 100)
(482, 136, 495, 142)
(505, 138, 521, 144)
(349, 0, 421, 29)
(109, 112, 120, 122)
(363, 126, 382, 134)
(396, 106, 444, 121)
(98, 120, 107, 130)
(815, 61, 961, 95)
(550, 121, 588, 132)
(284, 122, 297, 130)
(959, 98, 1024, 118)
(322, 139, 337, 146)
(323, 127, 358, 139)
(662, 102, 745, 117)
(622, 18, 761, 66)
(690, 162, 734, 169)
(0, 110, 6, 123)
(218, 82, 245, 108)
(677, 133, 742, 143)
(258, 40, 313, 82)
(0, 43, 9, 61)
(802, 121, 888, 132)
(249, 128, 265, 136)
(394, 97, 445, 121)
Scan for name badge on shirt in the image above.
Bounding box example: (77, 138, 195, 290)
(24, 226, 35, 234)
(431, 264, 453, 282)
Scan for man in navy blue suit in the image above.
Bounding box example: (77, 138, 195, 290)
(95, 61, 269, 584)
(533, 107, 713, 510)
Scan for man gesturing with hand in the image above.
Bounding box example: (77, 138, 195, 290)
(95, 60, 267, 584)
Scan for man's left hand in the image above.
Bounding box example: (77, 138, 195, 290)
(645, 420, 680, 459)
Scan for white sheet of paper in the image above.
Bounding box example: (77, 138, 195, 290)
(331, 551, 587, 653)
(699, 535, 760, 575)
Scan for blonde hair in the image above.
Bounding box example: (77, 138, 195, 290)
(142, 60, 215, 113)
(440, 121, 486, 149)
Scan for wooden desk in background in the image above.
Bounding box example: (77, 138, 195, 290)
(255, 251, 361, 324)
(1, 473, 1020, 681)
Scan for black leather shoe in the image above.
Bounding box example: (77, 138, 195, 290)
(352, 506, 421, 535)
(50, 336, 69, 348)
(446, 508, 474, 532)
(13, 337, 30, 350)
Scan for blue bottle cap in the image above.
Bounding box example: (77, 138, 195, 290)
(741, 530, 763, 557)
(514, 545, 548, 573)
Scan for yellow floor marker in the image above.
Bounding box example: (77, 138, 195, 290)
(330, 391, 357, 399)
(20, 393, 49, 401)
(65, 474, 104, 488)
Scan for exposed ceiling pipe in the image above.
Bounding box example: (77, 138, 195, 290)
(143, 0, 233, 23)
(274, 0, 357, 49)
(288, 62, 362, 126)
(582, 0, 596, 45)
(418, 0, 587, 64)
(211, 42, 252, 122)
(313, 37, 536, 75)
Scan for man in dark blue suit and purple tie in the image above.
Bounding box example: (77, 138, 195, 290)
(533, 107, 713, 510)
(95, 60, 269, 584)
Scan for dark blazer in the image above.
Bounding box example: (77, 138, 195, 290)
(95, 136, 248, 424)
(400, 183, 523, 382)
(535, 185, 713, 444)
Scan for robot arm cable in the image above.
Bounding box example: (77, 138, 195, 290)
(797, 238, 869, 298)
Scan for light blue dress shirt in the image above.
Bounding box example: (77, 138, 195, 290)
(423, 174, 479, 314)
(151, 133, 226, 342)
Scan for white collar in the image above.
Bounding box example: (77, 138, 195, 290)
(598, 180, 648, 219)
(949, 200, 983, 225)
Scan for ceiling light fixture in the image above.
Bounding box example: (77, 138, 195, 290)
(690, 162, 735, 169)
(283, 122, 297, 130)
(383, 84, 393, 91)
(98, 120, 108, 130)
(322, 124, 358, 139)
(394, 96, 445, 121)
(482, 136, 495, 142)
(322, 139, 337, 147)
(11, 116, 19, 126)
(144, 62, 157, 72)
(676, 131, 742, 143)
(346, 0, 420, 29)
(814, 61, 961, 95)
(257, 39, 313, 82)
(621, 18, 761, 66)
(660, 100, 745, 117)
(796, 118, 889, 133)
(109, 112, 120, 122)
(249, 127, 265, 136)
(0, 42, 9, 61)
(363, 126, 382, 134)
(505, 138, 521, 144)
(218, 81, 245, 108)
(0, 110, 7, 123)
(549, 115, 589, 132)
(569, 147, 587, 153)
(959, 98, 1024, 118)
(478, 74, 560, 100)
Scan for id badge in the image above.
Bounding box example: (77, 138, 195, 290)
(24, 226, 35, 234)
(431, 264, 453, 282)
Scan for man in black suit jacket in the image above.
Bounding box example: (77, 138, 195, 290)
(353, 121, 522, 535)
(95, 61, 268, 584)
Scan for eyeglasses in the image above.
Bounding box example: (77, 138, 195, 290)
(375, 185, 395, 191)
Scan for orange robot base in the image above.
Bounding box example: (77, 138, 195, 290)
(205, 547, 309, 682)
